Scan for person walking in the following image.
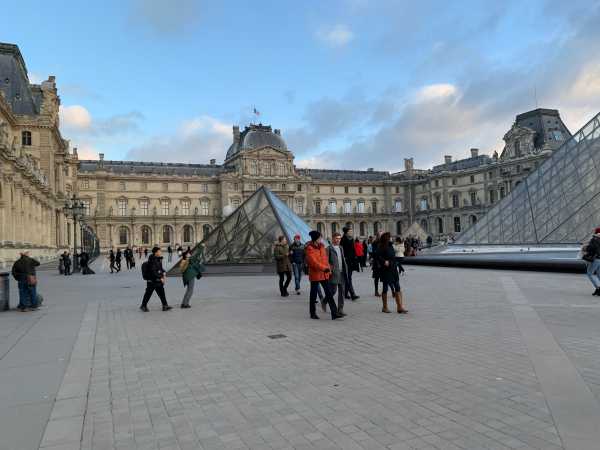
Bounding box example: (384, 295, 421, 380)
(274, 236, 292, 297)
(375, 232, 407, 314)
(11, 251, 40, 312)
(290, 234, 305, 295)
(80, 251, 95, 275)
(583, 227, 600, 295)
(108, 249, 117, 273)
(167, 246, 173, 263)
(115, 249, 122, 272)
(341, 227, 360, 300)
(180, 246, 206, 308)
(305, 230, 340, 320)
(125, 246, 133, 269)
(62, 251, 72, 276)
(371, 231, 383, 296)
(393, 236, 405, 275)
(327, 232, 348, 316)
(144, 247, 148, 259)
(354, 237, 365, 272)
(140, 247, 172, 312)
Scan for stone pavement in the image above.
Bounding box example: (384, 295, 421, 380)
(1, 260, 600, 450)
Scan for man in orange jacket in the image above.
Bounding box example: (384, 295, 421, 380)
(305, 230, 341, 320)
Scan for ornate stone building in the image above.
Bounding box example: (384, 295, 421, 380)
(0, 43, 79, 267)
(78, 110, 571, 252)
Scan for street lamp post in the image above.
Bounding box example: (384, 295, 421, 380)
(64, 195, 85, 273)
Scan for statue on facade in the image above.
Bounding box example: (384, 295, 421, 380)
(0, 120, 8, 147)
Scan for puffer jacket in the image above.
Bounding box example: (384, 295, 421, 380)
(305, 241, 331, 282)
(11, 255, 40, 282)
(274, 243, 292, 273)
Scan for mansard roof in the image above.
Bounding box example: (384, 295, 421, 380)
(226, 123, 288, 160)
(297, 168, 390, 181)
(78, 160, 228, 176)
(514, 108, 572, 151)
(0, 43, 41, 116)
(431, 154, 492, 173)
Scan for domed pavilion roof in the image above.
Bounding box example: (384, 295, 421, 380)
(225, 124, 287, 160)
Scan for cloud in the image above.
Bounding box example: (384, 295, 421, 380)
(130, 0, 201, 35)
(74, 143, 100, 160)
(126, 115, 232, 163)
(60, 105, 92, 130)
(28, 73, 43, 84)
(60, 105, 143, 136)
(316, 24, 354, 48)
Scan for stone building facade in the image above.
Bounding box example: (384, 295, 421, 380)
(78, 110, 571, 252)
(0, 43, 79, 267)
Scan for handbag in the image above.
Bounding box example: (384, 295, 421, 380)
(27, 274, 37, 286)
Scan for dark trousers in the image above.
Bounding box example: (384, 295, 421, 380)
(141, 281, 168, 307)
(64, 264, 71, 276)
(278, 271, 291, 295)
(309, 280, 338, 319)
(116, 260, 121, 271)
(109, 260, 116, 273)
(344, 268, 356, 297)
(126, 258, 132, 269)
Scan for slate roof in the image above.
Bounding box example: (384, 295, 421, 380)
(431, 155, 492, 173)
(0, 43, 41, 116)
(78, 160, 228, 176)
(226, 124, 287, 160)
(514, 108, 572, 150)
(297, 168, 390, 181)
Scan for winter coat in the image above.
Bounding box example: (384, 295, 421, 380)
(11, 255, 40, 283)
(305, 241, 331, 282)
(327, 245, 347, 286)
(182, 247, 206, 286)
(146, 255, 165, 282)
(289, 241, 305, 264)
(274, 243, 292, 273)
(375, 242, 399, 284)
(341, 234, 359, 271)
(354, 241, 364, 257)
(62, 254, 72, 267)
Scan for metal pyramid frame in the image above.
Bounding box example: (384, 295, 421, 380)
(457, 111, 600, 245)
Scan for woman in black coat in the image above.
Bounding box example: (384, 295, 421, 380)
(375, 232, 407, 314)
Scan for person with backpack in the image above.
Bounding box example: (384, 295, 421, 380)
(180, 246, 206, 308)
(140, 247, 172, 312)
(11, 251, 40, 312)
(583, 227, 600, 295)
(274, 236, 292, 297)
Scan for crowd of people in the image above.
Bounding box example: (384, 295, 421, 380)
(274, 227, 409, 320)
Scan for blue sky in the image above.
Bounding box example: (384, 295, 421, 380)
(5, 0, 600, 170)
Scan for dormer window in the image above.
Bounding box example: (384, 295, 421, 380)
(22, 131, 32, 146)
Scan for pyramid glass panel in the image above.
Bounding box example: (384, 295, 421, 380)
(456, 111, 600, 245)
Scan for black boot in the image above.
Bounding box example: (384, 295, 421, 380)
(594, 287, 600, 296)
(162, 305, 172, 311)
(140, 305, 149, 312)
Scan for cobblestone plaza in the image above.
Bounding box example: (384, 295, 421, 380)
(2, 264, 600, 450)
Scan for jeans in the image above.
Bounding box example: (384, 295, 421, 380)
(329, 282, 345, 311)
(181, 278, 195, 306)
(586, 259, 600, 288)
(17, 280, 38, 309)
(278, 271, 291, 295)
(292, 262, 303, 291)
(309, 280, 338, 319)
(141, 281, 168, 307)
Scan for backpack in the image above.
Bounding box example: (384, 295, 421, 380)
(141, 261, 151, 280)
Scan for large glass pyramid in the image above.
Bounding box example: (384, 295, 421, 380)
(195, 186, 312, 264)
(457, 112, 600, 245)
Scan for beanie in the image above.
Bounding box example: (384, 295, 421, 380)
(309, 230, 321, 241)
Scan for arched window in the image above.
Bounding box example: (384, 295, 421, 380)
(437, 217, 444, 234)
(396, 221, 402, 236)
(454, 217, 461, 233)
(317, 222, 325, 235)
(118, 226, 129, 245)
(183, 225, 193, 243)
(470, 215, 478, 225)
(360, 222, 367, 236)
(162, 225, 172, 243)
(420, 219, 428, 232)
(373, 222, 381, 234)
(141, 226, 152, 245)
(22, 130, 32, 146)
(202, 224, 211, 239)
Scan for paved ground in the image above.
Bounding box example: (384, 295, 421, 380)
(1, 258, 600, 450)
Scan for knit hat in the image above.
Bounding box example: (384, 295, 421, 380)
(294, 234, 301, 239)
(595, 227, 600, 234)
(309, 230, 321, 241)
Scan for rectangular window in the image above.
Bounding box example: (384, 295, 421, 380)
(201, 184, 208, 193)
(344, 186, 349, 194)
(372, 187, 377, 194)
(470, 192, 476, 205)
(141, 182, 148, 191)
(435, 180, 439, 188)
(329, 201, 337, 214)
(231, 198, 240, 209)
(452, 194, 459, 208)
(330, 186, 335, 194)
(234, 183, 239, 191)
(357, 201, 365, 213)
(394, 200, 402, 212)
(82, 200, 91, 216)
(297, 184, 302, 192)
(80, 179, 89, 189)
(344, 201, 352, 214)
(119, 181, 126, 191)
(118, 199, 127, 216)
(315, 201, 321, 214)
(296, 199, 304, 215)
(470, 175, 475, 184)
(161, 200, 169, 216)
(500, 186, 506, 198)
(182, 200, 190, 215)
(395, 186, 400, 194)
(315, 185, 320, 193)
(371, 201, 377, 213)
(140, 199, 149, 216)
(281, 183, 286, 191)
(452, 178, 457, 186)
(183, 183, 189, 192)
(200, 201, 209, 216)
(489, 190, 496, 204)
(358, 186, 363, 194)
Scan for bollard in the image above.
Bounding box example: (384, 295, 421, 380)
(0, 272, 9, 311)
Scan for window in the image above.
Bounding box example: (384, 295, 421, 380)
(234, 183, 239, 191)
(359, 222, 366, 236)
(396, 221, 402, 235)
(183, 183, 189, 192)
(183, 225, 193, 243)
(372, 187, 377, 194)
(161, 200, 169, 216)
(500, 186, 506, 199)
(248, 182, 257, 191)
(22, 131, 32, 146)
(470, 175, 475, 184)
(470, 192, 477, 205)
(231, 198, 240, 209)
(80, 179, 89, 189)
(437, 217, 443, 234)
(200, 200, 209, 216)
(552, 130, 563, 141)
(315, 201, 321, 214)
(371, 201, 377, 214)
(182, 200, 190, 215)
(141, 182, 148, 191)
(295, 199, 304, 215)
(420, 199, 428, 210)
(330, 186, 335, 194)
(514, 140, 521, 157)
(331, 223, 338, 235)
(453, 217, 461, 233)
(489, 190, 496, 204)
(249, 160, 257, 175)
(344, 186, 349, 194)
(118, 199, 127, 216)
(315, 185, 320, 193)
(357, 201, 365, 213)
(317, 222, 324, 235)
(516, 165, 521, 174)
(470, 215, 477, 225)
(119, 181, 126, 191)
(395, 186, 400, 194)
(141, 226, 151, 245)
(344, 201, 352, 214)
(373, 222, 381, 234)
(201, 184, 208, 193)
(435, 195, 441, 209)
(202, 224, 211, 238)
(420, 219, 428, 232)
(358, 186, 363, 194)
(328, 201, 337, 214)
(82, 200, 91, 216)
(394, 200, 402, 212)
(118, 226, 128, 245)
(281, 183, 286, 191)
(140, 199, 149, 216)
(452, 194, 459, 208)
(297, 184, 302, 192)
(162, 225, 172, 243)
(435, 179, 439, 188)
(452, 178, 457, 186)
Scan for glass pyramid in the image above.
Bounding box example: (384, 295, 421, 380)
(457, 112, 600, 245)
(195, 186, 312, 264)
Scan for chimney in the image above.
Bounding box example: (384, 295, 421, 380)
(367, 167, 374, 172)
(404, 158, 414, 171)
(72, 147, 78, 158)
(470, 148, 479, 158)
(233, 125, 240, 143)
(274, 129, 281, 135)
(98, 153, 104, 168)
(444, 155, 452, 165)
(210, 159, 216, 165)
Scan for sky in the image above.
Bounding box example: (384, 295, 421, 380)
(4, 0, 600, 171)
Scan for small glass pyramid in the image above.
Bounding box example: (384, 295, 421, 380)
(457, 112, 600, 245)
(197, 186, 313, 264)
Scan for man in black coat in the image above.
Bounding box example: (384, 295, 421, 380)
(140, 247, 172, 312)
(11, 251, 40, 311)
(341, 226, 360, 300)
(62, 251, 72, 276)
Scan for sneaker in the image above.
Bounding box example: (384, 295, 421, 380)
(351, 295, 359, 301)
(296, 290, 301, 295)
(180, 304, 191, 309)
(140, 305, 149, 312)
(17, 307, 27, 312)
(162, 305, 173, 311)
(310, 315, 320, 320)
